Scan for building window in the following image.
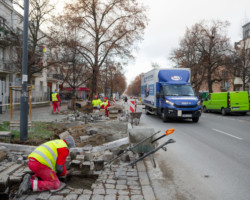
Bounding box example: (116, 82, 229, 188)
(0, 48, 4, 61)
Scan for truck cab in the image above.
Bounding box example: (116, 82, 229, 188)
(158, 83, 201, 122)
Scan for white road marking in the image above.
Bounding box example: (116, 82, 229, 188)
(212, 129, 243, 140)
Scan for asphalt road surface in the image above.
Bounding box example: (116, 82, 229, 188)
(137, 107, 250, 200)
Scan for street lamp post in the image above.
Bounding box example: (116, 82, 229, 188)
(20, 0, 29, 141)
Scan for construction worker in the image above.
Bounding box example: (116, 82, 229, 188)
(51, 89, 61, 114)
(17, 136, 76, 196)
(92, 95, 102, 109)
(101, 97, 110, 117)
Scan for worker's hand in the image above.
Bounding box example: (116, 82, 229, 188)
(56, 164, 63, 174)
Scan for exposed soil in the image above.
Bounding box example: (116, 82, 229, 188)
(65, 175, 98, 189)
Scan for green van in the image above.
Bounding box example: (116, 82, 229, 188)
(202, 91, 250, 115)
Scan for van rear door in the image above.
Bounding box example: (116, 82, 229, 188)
(229, 91, 249, 111)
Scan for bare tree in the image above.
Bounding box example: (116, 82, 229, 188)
(13, 0, 55, 83)
(48, 14, 91, 109)
(171, 20, 233, 93)
(61, 0, 148, 96)
(126, 74, 141, 96)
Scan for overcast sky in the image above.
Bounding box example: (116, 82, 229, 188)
(46, 0, 250, 84)
(124, 0, 250, 84)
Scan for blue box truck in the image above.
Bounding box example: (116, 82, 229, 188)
(141, 68, 202, 122)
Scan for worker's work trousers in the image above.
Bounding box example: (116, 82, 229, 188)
(28, 159, 60, 192)
(100, 106, 109, 117)
(52, 101, 60, 114)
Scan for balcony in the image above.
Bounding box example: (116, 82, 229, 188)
(47, 73, 63, 81)
(0, 28, 11, 47)
(0, 61, 15, 73)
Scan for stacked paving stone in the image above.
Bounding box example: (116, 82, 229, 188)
(64, 111, 109, 123)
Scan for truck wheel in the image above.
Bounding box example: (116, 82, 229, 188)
(221, 108, 227, 116)
(192, 117, 199, 123)
(161, 111, 168, 122)
(203, 106, 208, 113)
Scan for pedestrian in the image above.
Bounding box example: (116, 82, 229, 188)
(92, 95, 102, 110)
(17, 136, 76, 196)
(101, 96, 110, 117)
(124, 96, 128, 103)
(51, 89, 61, 114)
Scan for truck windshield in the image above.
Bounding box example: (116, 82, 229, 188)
(163, 85, 195, 96)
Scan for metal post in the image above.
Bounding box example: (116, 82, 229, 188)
(20, 0, 29, 141)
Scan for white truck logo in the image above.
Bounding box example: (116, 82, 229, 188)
(171, 76, 182, 81)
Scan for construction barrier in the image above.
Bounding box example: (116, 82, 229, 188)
(129, 100, 136, 113)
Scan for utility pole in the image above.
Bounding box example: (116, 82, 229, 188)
(20, 0, 29, 141)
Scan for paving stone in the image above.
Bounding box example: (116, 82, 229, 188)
(106, 179, 116, 184)
(92, 195, 105, 200)
(136, 162, 146, 172)
(127, 180, 139, 186)
(131, 195, 144, 200)
(130, 190, 141, 195)
(37, 191, 52, 200)
(116, 180, 126, 185)
(138, 171, 150, 185)
(78, 194, 91, 200)
(71, 188, 83, 195)
(80, 136, 91, 142)
(128, 185, 141, 190)
(93, 188, 105, 195)
(76, 155, 85, 162)
(54, 188, 71, 195)
(104, 151, 114, 162)
(105, 184, 115, 189)
(118, 189, 130, 195)
(104, 194, 116, 200)
(106, 189, 118, 195)
(49, 195, 64, 200)
(83, 189, 92, 195)
(127, 177, 138, 181)
(142, 185, 155, 200)
(116, 185, 127, 190)
(59, 131, 70, 139)
(118, 196, 129, 200)
(25, 194, 40, 200)
(84, 151, 93, 161)
(91, 183, 104, 190)
(127, 171, 137, 177)
(64, 194, 78, 200)
(17, 194, 28, 200)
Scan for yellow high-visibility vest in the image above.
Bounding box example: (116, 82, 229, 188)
(102, 100, 109, 108)
(52, 93, 58, 102)
(92, 99, 102, 107)
(28, 140, 67, 172)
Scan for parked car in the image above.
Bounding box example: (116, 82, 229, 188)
(202, 91, 250, 115)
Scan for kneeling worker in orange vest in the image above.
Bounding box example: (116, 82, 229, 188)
(17, 136, 75, 196)
(101, 97, 110, 117)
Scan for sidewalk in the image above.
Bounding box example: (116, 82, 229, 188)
(0, 104, 68, 123)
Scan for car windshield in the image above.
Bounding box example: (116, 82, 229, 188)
(163, 85, 195, 96)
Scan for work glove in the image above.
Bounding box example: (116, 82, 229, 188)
(56, 164, 63, 174)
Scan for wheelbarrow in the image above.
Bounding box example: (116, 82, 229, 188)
(104, 128, 175, 178)
(130, 112, 142, 125)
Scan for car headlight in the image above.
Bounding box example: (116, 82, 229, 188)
(197, 101, 201, 105)
(165, 100, 174, 106)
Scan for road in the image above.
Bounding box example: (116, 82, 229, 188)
(136, 106, 250, 200)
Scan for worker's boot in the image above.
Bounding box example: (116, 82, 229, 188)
(17, 174, 32, 197)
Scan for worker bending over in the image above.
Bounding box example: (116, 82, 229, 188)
(17, 136, 75, 196)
